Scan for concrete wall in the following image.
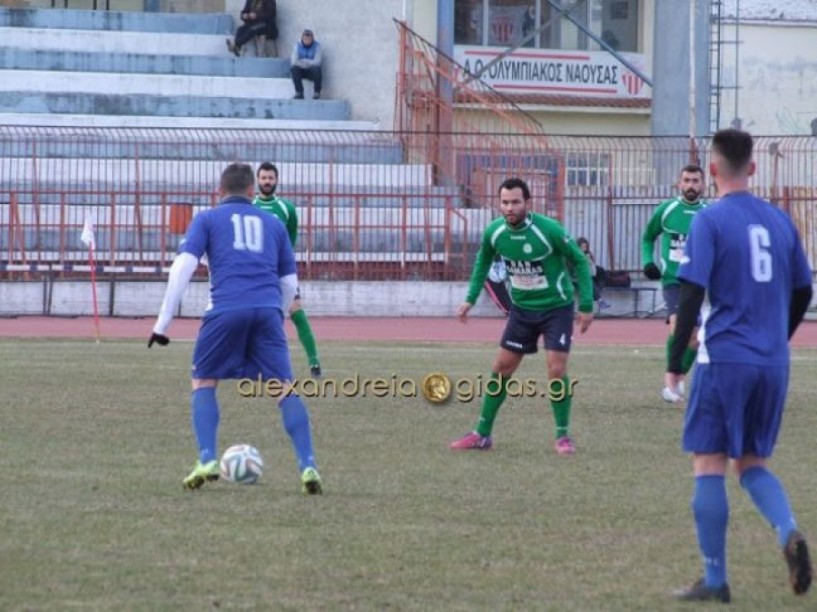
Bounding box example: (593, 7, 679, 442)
(0, 279, 663, 318)
(723, 0, 817, 21)
(0, 280, 501, 318)
(718, 22, 817, 135)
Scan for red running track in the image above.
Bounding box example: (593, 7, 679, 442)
(1, 316, 816, 347)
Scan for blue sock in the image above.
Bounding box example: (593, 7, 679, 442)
(279, 395, 316, 472)
(692, 475, 729, 588)
(740, 466, 798, 548)
(191, 387, 220, 464)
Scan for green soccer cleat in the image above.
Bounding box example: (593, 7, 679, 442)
(301, 467, 323, 495)
(182, 460, 220, 491)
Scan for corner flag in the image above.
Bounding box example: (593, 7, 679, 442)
(80, 214, 101, 342)
(80, 215, 96, 250)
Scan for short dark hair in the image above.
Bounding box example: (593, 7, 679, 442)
(257, 161, 278, 178)
(577, 237, 589, 248)
(498, 177, 531, 201)
(711, 129, 753, 175)
(220, 163, 255, 194)
(680, 163, 704, 177)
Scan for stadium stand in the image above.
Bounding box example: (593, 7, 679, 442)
(0, 6, 468, 282)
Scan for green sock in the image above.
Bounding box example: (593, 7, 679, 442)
(665, 334, 675, 369)
(291, 309, 319, 365)
(475, 373, 508, 438)
(681, 346, 698, 374)
(550, 376, 572, 439)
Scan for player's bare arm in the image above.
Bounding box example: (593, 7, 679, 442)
(575, 311, 593, 333)
(457, 302, 473, 323)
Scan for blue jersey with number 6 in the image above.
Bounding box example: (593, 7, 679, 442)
(179, 197, 296, 314)
(678, 191, 812, 366)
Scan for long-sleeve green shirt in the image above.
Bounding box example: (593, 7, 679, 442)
(253, 194, 299, 247)
(641, 197, 707, 287)
(466, 212, 594, 313)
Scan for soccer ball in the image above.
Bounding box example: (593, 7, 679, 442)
(219, 444, 264, 484)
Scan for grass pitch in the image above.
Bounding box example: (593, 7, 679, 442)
(1, 338, 816, 611)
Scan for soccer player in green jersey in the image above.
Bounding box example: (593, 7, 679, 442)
(641, 164, 707, 403)
(450, 177, 594, 455)
(254, 162, 322, 378)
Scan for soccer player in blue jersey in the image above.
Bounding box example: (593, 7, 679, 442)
(148, 163, 323, 495)
(668, 129, 813, 602)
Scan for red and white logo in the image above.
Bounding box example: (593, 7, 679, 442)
(492, 17, 514, 44)
(621, 71, 644, 96)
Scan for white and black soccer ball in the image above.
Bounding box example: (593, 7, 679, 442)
(220, 444, 264, 484)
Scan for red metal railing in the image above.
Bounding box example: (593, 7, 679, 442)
(2, 126, 816, 280)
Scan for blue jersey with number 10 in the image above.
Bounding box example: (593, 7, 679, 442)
(678, 192, 812, 366)
(179, 197, 296, 314)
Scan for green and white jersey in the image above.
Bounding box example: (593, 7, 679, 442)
(466, 212, 593, 313)
(641, 197, 707, 286)
(253, 194, 299, 247)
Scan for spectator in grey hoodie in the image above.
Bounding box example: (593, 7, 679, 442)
(291, 29, 322, 99)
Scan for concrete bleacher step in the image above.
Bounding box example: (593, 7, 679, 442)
(0, 6, 358, 129)
(0, 113, 381, 130)
(0, 7, 233, 34)
(0, 27, 234, 57)
(1, 137, 401, 164)
(1, 202, 490, 256)
(0, 48, 289, 78)
(6, 192, 458, 209)
(0, 91, 350, 120)
(0, 69, 300, 100)
(2, 159, 433, 188)
(1, 226, 457, 255)
(3, 200, 479, 227)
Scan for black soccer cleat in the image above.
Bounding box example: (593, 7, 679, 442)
(784, 530, 813, 595)
(310, 363, 322, 378)
(673, 578, 731, 603)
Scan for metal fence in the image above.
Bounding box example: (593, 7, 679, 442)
(2, 125, 816, 281)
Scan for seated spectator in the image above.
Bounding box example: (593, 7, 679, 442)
(226, 0, 278, 58)
(291, 29, 322, 99)
(573, 237, 610, 309)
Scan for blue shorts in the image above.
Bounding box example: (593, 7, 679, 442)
(683, 363, 789, 458)
(500, 304, 574, 354)
(192, 307, 293, 381)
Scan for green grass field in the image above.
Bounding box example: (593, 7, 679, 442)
(2, 339, 816, 611)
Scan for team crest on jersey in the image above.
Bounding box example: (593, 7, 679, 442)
(523, 243, 533, 254)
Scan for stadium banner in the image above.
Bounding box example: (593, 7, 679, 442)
(453, 45, 651, 99)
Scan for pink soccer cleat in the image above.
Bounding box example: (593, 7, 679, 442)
(449, 431, 493, 450)
(555, 436, 576, 455)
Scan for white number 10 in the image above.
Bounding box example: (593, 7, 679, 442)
(231, 214, 263, 253)
(748, 225, 772, 282)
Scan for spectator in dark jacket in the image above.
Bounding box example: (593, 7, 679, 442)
(226, 0, 278, 57)
(571, 237, 610, 308)
(291, 29, 322, 99)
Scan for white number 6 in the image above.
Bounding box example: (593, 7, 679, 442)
(748, 225, 772, 282)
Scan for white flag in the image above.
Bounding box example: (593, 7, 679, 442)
(80, 215, 96, 249)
